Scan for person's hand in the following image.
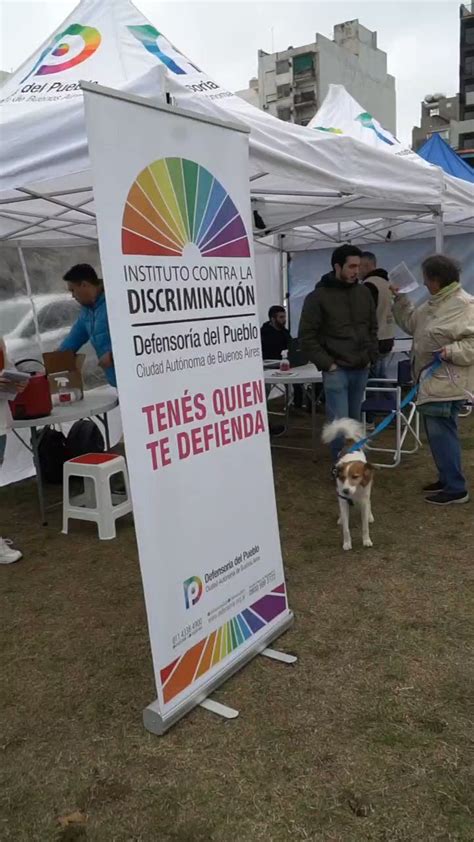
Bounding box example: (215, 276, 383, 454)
(328, 363, 338, 372)
(99, 351, 114, 370)
(438, 347, 449, 361)
(389, 284, 400, 295)
(0, 377, 26, 394)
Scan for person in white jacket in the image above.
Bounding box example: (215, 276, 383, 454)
(0, 338, 26, 563)
(392, 255, 474, 506)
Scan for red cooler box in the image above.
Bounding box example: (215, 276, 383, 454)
(9, 359, 52, 420)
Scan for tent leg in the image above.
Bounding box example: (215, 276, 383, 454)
(279, 234, 289, 328)
(435, 213, 444, 252)
(18, 247, 43, 355)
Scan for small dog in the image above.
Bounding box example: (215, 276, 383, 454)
(322, 419, 375, 552)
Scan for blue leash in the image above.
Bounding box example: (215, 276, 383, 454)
(347, 356, 442, 454)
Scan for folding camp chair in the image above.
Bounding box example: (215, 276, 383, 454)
(361, 359, 421, 468)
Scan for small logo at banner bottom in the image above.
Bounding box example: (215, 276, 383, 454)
(183, 576, 203, 609)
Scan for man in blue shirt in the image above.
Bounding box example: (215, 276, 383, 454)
(59, 264, 116, 387)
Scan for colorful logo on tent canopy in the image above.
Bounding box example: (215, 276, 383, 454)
(128, 24, 201, 75)
(122, 158, 251, 258)
(313, 126, 343, 134)
(21, 23, 101, 83)
(356, 112, 395, 146)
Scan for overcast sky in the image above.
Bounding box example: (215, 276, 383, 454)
(0, 0, 463, 143)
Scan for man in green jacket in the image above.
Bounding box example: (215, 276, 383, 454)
(299, 244, 378, 459)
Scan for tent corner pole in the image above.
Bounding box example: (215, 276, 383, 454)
(278, 234, 289, 328)
(17, 246, 43, 355)
(435, 212, 444, 252)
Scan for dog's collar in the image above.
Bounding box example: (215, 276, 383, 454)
(337, 493, 354, 507)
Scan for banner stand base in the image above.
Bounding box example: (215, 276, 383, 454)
(143, 611, 294, 736)
(199, 698, 239, 719)
(261, 648, 297, 664)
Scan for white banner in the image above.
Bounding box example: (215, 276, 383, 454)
(84, 85, 291, 732)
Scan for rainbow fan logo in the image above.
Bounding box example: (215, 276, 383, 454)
(21, 23, 101, 83)
(183, 576, 203, 610)
(122, 158, 251, 259)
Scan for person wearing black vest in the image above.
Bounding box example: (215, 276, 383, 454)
(360, 252, 396, 424)
(360, 251, 395, 363)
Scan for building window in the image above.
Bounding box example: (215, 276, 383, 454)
(459, 131, 474, 149)
(277, 106, 291, 121)
(277, 83, 291, 99)
(465, 56, 474, 77)
(465, 82, 474, 93)
(276, 59, 290, 75)
(429, 107, 439, 117)
(294, 89, 316, 104)
(464, 107, 474, 119)
(464, 26, 474, 46)
(293, 53, 314, 77)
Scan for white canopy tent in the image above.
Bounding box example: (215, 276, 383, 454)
(1, 0, 469, 251)
(0, 0, 472, 491)
(284, 84, 474, 251)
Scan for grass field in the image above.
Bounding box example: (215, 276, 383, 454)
(1, 413, 474, 841)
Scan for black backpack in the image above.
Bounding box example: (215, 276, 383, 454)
(38, 427, 67, 484)
(66, 420, 104, 460)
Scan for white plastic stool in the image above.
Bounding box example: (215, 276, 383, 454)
(62, 453, 132, 540)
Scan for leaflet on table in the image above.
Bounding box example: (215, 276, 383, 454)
(0, 369, 30, 399)
(389, 262, 419, 294)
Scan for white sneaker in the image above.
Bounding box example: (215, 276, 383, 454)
(0, 538, 22, 564)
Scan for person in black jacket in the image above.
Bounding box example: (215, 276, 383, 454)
(299, 244, 378, 458)
(260, 306, 291, 360)
(261, 305, 303, 409)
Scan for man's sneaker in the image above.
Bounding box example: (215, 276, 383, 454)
(0, 538, 22, 564)
(425, 491, 470, 506)
(423, 481, 445, 493)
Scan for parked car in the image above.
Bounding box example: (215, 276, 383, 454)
(0, 297, 33, 337)
(4, 294, 106, 388)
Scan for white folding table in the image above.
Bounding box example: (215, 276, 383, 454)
(264, 363, 323, 458)
(12, 386, 118, 525)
